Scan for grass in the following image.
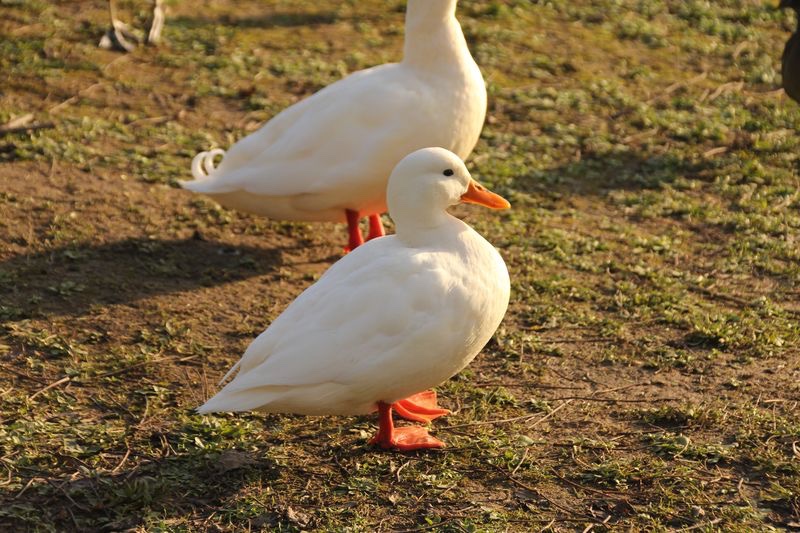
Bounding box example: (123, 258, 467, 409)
(1, 0, 799, 530)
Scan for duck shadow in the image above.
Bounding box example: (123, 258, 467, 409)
(168, 2, 392, 32)
(0, 237, 291, 321)
(0, 445, 282, 531)
(517, 149, 719, 199)
(170, 10, 340, 31)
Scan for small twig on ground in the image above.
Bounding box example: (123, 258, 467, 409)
(0, 467, 11, 487)
(528, 400, 573, 429)
(48, 95, 79, 113)
(0, 122, 54, 136)
(136, 396, 151, 430)
(0, 114, 54, 136)
(491, 463, 592, 520)
(393, 519, 454, 533)
(553, 396, 678, 403)
(551, 469, 629, 497)
(647, 71, 708, 104)
(441, 399, 573, 431)
(541, 337, 614, 344)
(673, 518, 723, 532)
(48, 82, 106, 114)
(1, 113, 32, 129)
(702, 146, 728, 159)
(511, 447, 529, 477)
(21, 355, 197, 400)
(102, 54, 130, 72)
(43, 477, 91, 511)
(440, 413, 540, 431)
(65, 506, 79, 531)
(622, 128, 659, 144)
(111, 446, 132, 473)
(473, 382, 583, 390)
(732, 41, 749, 60)
(0, 363, 49, 385)
(96, 355, 198, 379)
(14, 477, 37, 499)
(745, 88, 784, 98)
(538, 518, 556, 532)
(127, 115, 171, 126)
(594, 383, 649, 395)
(28, 376, 71, 400)
(689, 284, 800, 318)
(705, 81, 745, 103)
(395, 460, 411, 482)
(581, 515, 611, 533)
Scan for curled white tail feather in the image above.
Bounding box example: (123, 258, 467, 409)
(191, 148, 226, 179)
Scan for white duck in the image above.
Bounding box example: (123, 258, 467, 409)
(182, 0, 486, 252)
(198, 148, 510, 451)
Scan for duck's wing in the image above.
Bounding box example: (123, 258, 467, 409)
(198, 238, 458, 413)
(184, 64, 442, 197)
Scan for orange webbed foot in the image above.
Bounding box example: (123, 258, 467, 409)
(393, 390, 451, 423)
(369, 426, 445, 451)
(370, 401, 446, 451)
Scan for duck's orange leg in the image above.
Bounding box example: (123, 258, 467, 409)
(344, 209, 364, 253)
(369, 401, 445, 451)
(393, 390, 451, 423)
(366, 214, 385, 241)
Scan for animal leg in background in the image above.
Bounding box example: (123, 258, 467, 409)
(345, 209, 365, 252)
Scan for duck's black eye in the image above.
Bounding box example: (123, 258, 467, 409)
(443, 169, 454, 176)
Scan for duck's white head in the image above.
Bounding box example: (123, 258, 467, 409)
(387, 147, 509, 236)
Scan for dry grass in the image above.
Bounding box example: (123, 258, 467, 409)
(1, 0, 799, 531)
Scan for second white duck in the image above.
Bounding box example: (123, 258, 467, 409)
(182, 0, 486, 251)
(198, 147, 510, 451)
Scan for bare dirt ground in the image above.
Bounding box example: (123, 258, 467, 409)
(1, 1, 799, 531)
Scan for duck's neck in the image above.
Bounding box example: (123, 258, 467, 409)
(392, 207, 462, 247)
(401, 0, 468, 71)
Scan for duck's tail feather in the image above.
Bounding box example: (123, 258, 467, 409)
(197, 393, 240, 414)
(190, 148, 226, 180)
(181, 148, 228, 192)
(196, 383, 282, 414)
(194, 360, 243, 414)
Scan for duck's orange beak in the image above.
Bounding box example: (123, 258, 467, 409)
(460, 179, 510, 209)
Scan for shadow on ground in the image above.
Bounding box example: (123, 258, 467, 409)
(0, 237, 288, 320)
(169, 9, 381, 31)
(0, 446, 282, 531)
(515, 149, 721, 197)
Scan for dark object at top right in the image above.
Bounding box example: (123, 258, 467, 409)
(780, 0, 800, 102)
